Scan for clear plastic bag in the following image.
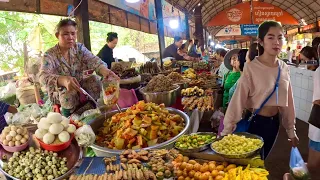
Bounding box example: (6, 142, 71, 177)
(75, 125, 96, 147)
(101, 79, 119, 108)
(289, 147, 310, 180)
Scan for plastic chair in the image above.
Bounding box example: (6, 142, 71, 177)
(111, 88, 138, 110)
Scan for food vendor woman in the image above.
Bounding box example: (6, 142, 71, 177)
(40, 19, 119, 116)
(97, 32, 118, 68)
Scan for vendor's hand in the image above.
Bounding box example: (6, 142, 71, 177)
(58, 76, 81, 92)
(7, 106, 17, 114)
(289, 135, 299, 147)
(105, 70, 120, 81)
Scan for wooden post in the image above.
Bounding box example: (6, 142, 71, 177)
(155, 0, 165, 67)
(74, 0, 91, 50)
(194, 5, 204, 51)
(185, 15, 190, 40)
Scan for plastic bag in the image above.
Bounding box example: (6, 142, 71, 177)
(101, 79, 119, 107)
(289, 147, 310, 180)
(75, 125, 96, 147)
(0, 82, 16, 98)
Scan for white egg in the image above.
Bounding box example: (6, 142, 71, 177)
(47, 112, 62, 123)
(20, 138, 27, 144)
(49, 123, 64, 135)
(35, 129, 48, 139)
(9, 131, 17, 137)
(38, 119, 51, 130)
(10, 126, 17, 131)
(61, 119, 69, 128)
(5, 135, 12, 141)
(43, 133, 55, 144)
(3, 127, 10, 133)
(15, 135, 22, 141)
(66, 124, 76, 134)
(24, 134, 29, 139)
(16, 128, 23, 135)
(58, 131, 70, 143)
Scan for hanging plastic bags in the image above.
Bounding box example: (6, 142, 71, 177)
(289, 147, 310, 180)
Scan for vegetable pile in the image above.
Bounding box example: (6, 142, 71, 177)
(35, 112, 76, 145)
(2, 147, 68, 180)
(96, 101, 185, 150)
(175, 133, 216, 149)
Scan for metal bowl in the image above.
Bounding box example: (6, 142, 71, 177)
(89, 107, 190, 157)
(174, 132, 217, 153)
(210, 132, 264, 159)
(0, 124, 83, 180)
(139, 85, 180, 106)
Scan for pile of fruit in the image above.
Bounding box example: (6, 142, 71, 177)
(96, 101, 185, 150)
(211, 134, 263, 155)
(2, 147, 68, 179)
(175, 133, 216, 150)
(0, 125, 29, 147)
(35, 112, 76, 145)
(183, 68, 196, 79)
(172, 154, 269, 180)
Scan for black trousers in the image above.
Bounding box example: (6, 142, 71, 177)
(244, 111, 280, 160)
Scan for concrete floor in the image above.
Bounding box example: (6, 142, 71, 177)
(198, 119, 311, 180)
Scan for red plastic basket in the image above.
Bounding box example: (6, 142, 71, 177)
(36, 134, 74, 152)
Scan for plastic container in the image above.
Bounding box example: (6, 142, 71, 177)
(0, 141, 29, 152)
(36, 134, 74, 152)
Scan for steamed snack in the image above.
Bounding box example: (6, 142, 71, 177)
(43, 133, 55, 144)
(2, 147, 68, 180)
(58, 131, 70, 143)
(96, 101, 185, 150)
(47, 112, 62, 123)
(144, 74, 175, 92)
(211, 134, 263, 155)
(49, 123, 64, 135)
(0, 125, 29, 147)
(35, 129, 48, 139)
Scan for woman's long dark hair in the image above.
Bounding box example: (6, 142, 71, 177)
(257, 21, 283, 55)
(248, 43, 259, 61)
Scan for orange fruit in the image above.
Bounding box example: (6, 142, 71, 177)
(176, 155, 184, 163)
(188, 160, 197, 165)
(183, 156, 190, 162)
(218, 171, 225, 176)
(222, 162, 228, 167)
(226, 164, 237, 171)
(209, 161, 217, 165)
(180, 162, 188, 170)
(211, 170, 219, 177)
(176, 170, 183, 177)
(183, 169, 189, 177)
(178, 176, 184, 180)
(185, 177, 191, 180)
(188, 170, 196, 178)
(186, 164, 194, 171)
(215, 175, 224, 180)
(199, 173, 209, 180)
(208, 163, 216, 171)
(208, 176, 214, 180)
(194, 171, 201, 180)
(200, 164, 209, 173)
(193, 163, 201, 172)
(216, 165, 224, 171)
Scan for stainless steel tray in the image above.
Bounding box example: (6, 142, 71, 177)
(89, 107, 190, 157)
(174, 132, 217, 153)
(210, 132, 264, 159)
(0, 124, 83, 180)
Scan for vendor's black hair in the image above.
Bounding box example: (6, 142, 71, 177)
(194, 39, 199, 45)
(238, 49, 248, 71)
(180, 43, 186, 50)
(174, 36, 182, 42)
(216, 48, 227, 57)
(248, 43, 258, 61)
(55, 19, 77, 33)
(258, 21, 283, 55)
(300, 46, 317, 60)
(107, 32, 118, 42)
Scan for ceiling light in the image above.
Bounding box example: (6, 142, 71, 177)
(209, 35, 212, 39)
(169, 19, 179, 29)
(198, 3, 201, 6)
(210, 42, 215, 46)
(125, 0, 140, 3)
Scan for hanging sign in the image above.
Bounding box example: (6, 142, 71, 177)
(241, 24, 258, 36)
(216, 25, 241, 36)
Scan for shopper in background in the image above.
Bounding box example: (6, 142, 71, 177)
(215, 48, 229, 86)
(177, 44, 200, 61)
(299, 46, 318, 71)
(162, 36, 184, 60)
(222, 21, 298, 159)
(286, 46, 293, 63)
(188, 39, 200, 57)
(97, 32, 118, 68)
(246, 43, 259, 63)
(222, 49, 241, 109)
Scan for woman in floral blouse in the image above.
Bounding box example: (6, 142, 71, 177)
(40, 19, 119, 116)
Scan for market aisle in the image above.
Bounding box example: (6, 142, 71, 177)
(265, 119, 309, 180)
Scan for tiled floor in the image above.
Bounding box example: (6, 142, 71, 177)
(198, 119, 311, 180)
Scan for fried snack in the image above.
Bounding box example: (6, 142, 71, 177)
(144, 74, 175, 92)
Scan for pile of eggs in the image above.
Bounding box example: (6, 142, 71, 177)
(0, 125, 29, 147)
(35, 112, 76, 145)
